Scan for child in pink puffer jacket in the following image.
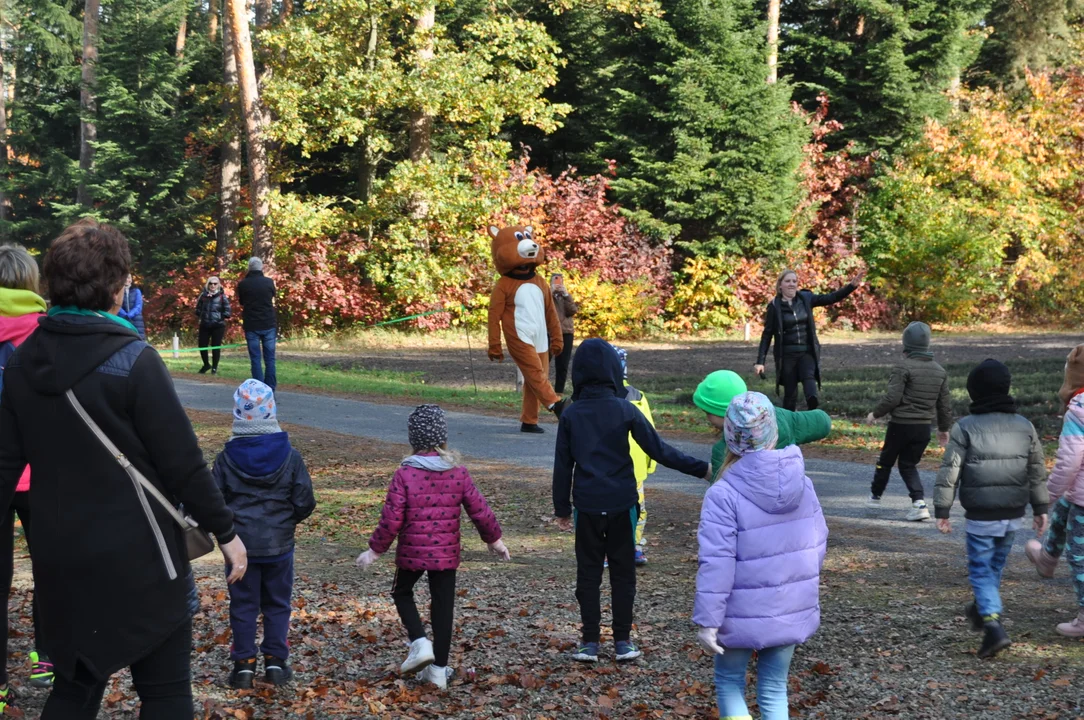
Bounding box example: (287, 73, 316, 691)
(356, 405, 510, 689)
(1026, 344, 1084, 637)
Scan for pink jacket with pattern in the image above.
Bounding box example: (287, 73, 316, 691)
(1049, 392, 1084, 507)
(368, 454, 502, 572)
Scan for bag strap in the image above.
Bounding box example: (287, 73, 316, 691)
(65, 388, 191, 531)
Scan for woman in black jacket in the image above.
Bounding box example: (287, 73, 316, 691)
(754, 268, 865, 411)
(196, 275, 231, 374)
(0, 219, 247, 719)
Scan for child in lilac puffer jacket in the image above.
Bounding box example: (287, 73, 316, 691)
(694, 392, 828, 720)
(356, 405, 510, 690)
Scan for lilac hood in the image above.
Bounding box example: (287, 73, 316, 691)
(693, 445, 827, 650)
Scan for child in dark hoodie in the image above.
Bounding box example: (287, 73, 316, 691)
(553, 339, 710, 663)
(215, 380, 316, 689)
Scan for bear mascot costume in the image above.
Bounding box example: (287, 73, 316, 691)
(487, 224, 566, 432)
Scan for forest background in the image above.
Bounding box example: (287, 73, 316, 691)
(3, 0, 1084, 339)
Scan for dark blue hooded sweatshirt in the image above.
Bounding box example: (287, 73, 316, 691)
(552, 339, 708, 517)
(213, 432, 317, 558)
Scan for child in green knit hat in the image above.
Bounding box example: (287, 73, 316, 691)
(693, 370, 833, 480)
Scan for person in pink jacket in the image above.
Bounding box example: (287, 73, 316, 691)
(355, 405, 510, 690)
(0, 244, 52, 710)
(1025, 344, 1084, 637)
(694, 392, 828, 720)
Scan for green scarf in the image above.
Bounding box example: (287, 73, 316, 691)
(47, 305, 138, 333)
(0, 288, 47, 318)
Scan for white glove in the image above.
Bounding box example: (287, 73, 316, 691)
(355, 549, 381, 569)
(697, 627, 725, 656)
(488, 539, 511, 561)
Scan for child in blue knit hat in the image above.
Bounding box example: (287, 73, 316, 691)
(216, 380, 317, 689)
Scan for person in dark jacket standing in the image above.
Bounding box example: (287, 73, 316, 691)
(0, 218, 248, 719)
(550, 273, 579, 394)
(236, 257, 277, 390)
(196, 275, 232, 375)
(215, 379, 315, 689)
(934, 359, 1048, 659)
(865, 321, 953, 522)
(117, 274, 145, 340)
(755, 268, 865, 411)
(553, 339, 709, 664)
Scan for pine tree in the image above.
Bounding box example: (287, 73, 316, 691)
(525, 0, 807, 256)
(781, 0, 991, 153)
(972, 0, 1084, 88)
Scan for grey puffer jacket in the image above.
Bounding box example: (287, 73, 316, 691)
(934, 413, 1048, 521)
(871, 355, 953, 430)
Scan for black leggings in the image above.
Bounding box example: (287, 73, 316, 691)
(553, 333, 574, 395)
(780, 352, 818, 411)
(1, 491, 41, 685)
(43, 620, 193, 719)
(198, 325, 226, 370)
(392, 568, 456, 667)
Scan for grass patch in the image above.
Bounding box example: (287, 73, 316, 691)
(164, 355, 523, 409)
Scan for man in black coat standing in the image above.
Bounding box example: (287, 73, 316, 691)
(237, 257, 278, 391)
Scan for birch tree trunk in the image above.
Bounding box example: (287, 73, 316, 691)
(767, 0, 780, 84)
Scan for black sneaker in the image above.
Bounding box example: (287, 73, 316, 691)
(198, 365, 211, 374)
(520, 423, 545, 434)
(211, 367, 218, 375)
(977, 621, 1011, 659)
(265, 656, 294, 686)
(965, 603, 984, 632)
(806, 395, 819, 410)
(551, 399, 567, 419)
(229, 658, 257, 689)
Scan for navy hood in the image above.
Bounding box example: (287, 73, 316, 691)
(571, 338, 628, 401)
(224, 432, 292, 482)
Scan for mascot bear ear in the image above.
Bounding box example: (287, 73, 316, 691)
(525, 225, 533, 235)
(488, 225, 500, 238)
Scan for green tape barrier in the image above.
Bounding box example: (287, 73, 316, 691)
(159, 304, 470, 355)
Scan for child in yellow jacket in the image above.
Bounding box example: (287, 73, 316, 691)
(616, 348, 655, 566)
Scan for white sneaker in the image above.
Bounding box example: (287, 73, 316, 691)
(867, 495, 882, 508)
(421, 664, 454, 690)
(906, 500, 930, 522)
(400, 638, 435, 675)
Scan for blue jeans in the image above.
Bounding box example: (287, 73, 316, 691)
(966, 531, 1016, 618)
(714, 645, 795, 720)
(245, 328, 277, 390)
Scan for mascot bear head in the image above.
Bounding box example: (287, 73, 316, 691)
(489, 225, 542, 276)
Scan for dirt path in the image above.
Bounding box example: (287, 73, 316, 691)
(279, 332, 1083, 390)
(7, 412, 1079, 718)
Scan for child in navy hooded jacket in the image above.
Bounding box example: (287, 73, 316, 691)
(215, 380, 316, 689)
(553, 339, 709, 662)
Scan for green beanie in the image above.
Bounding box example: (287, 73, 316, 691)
(693, 370, 748, 416)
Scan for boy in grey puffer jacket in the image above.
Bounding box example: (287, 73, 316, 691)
(934, 359, 1048, 659)
(867, 322, 953, 521)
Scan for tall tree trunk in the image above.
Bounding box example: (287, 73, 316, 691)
(254, 0, 272, 30)
(175, 8, 188, 58)
(0, 14, 9, 229)
(208, 0, 219, 42)
(282, 0, 293, 20)
(408, 3, 435, 163)
(217, 15, 242, 268)
(767, 0, 780, 84)
(357, 14, 379, 207)
(225, 0, 273, 262)
(77, 0, 100, 209)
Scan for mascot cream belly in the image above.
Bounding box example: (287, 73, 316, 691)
(486, 224, 566, 432)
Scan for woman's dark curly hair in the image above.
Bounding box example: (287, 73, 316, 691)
(43, 218, 131, 311)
